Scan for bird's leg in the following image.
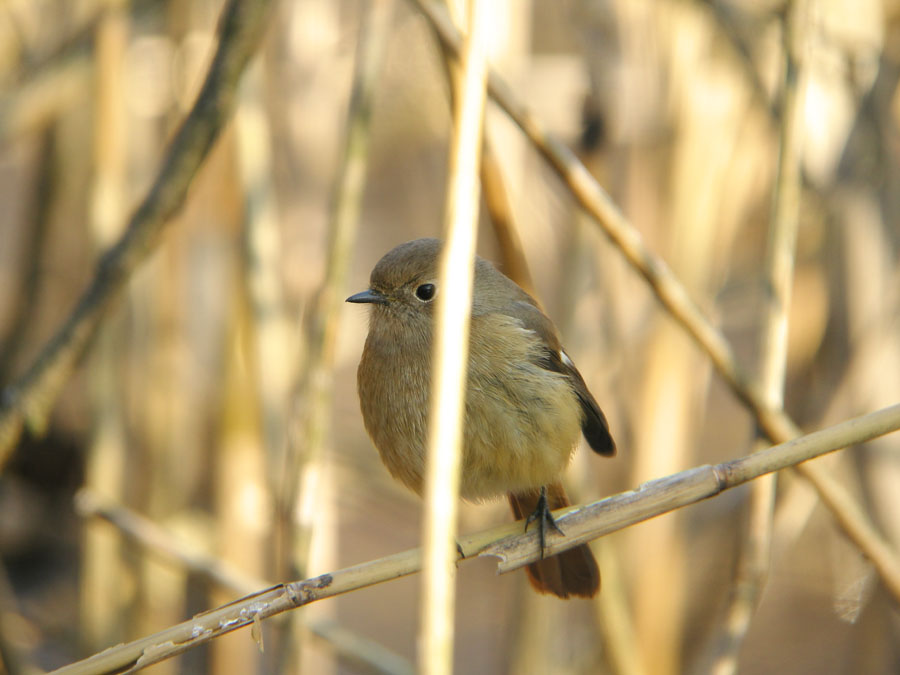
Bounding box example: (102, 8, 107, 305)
(524, 485, 564, 559)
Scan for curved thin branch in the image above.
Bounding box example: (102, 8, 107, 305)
(52, 403, 900, 674)
(0, 0, 274, 466)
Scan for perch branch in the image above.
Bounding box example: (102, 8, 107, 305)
(74, 490, 414, 675)
(52, 403, 900, 674)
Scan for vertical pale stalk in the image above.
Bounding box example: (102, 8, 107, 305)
(236, 55, 289, 675)
(213, 290, 268, 675)
(237, 55, 291, 523)
(290, 0, 395, 577)
(82, 1, 129, 651)
(278, 2, 394, 671)
(709, 2, 809, 673)
(439, 0, 534, 294)
(629, 6, 735, 672)
(477, 0, 535, 298)
(419, 1, 488, 673)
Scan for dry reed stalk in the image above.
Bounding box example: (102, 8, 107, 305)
(419, 1, 488, 673)
(275, 2, 394, 671)
(0, 129, 54, 384)
(480, 136, 536, 297)
(707, 2, 810, 672)
(625, 4, 756, 669)
(235, 52, 292, 675)
(82, 4, 129, 652)
(237, 56, 291, 529)
(214, 294, 269, 675)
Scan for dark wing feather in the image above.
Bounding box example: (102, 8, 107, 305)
(510, 301, 616, 457)
(564, 357, 616, 456)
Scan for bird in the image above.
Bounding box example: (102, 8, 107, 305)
(347, 238, 616, 598)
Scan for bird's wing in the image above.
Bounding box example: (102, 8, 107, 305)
(509, 301, 616, 457)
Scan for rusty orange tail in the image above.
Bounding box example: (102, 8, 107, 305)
(508, 482, 600, 599)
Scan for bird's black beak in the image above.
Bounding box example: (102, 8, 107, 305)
(346, 289, 388, 305)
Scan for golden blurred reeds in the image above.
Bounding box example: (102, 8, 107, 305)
(0, 1, 898, 674)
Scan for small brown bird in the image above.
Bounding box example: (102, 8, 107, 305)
(347, 238, 616, 598)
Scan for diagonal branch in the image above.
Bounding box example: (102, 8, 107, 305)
(0, 0, 274, 467)
(74, 490, 414, 675)
(408, 0, 900, 605)
(52, 403, 900, 674)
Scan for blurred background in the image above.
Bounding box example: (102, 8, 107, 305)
(0, 0, 899, 673)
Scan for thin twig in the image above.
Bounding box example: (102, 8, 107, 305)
(80, 3, 129, 652)
(480, 135, 536, 296)
(279, 0, 395, 577)
(0, 0, 274, 466)
(52, 403, 900, 674)
(707, 2, 810, 672)
(409, 0, 900, 604)
(0, 127, 55, 383)
(273, 1, 394, 669)
(74, 490, 414, 675)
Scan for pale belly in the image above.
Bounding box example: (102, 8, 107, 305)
(359, 328, 583, 500)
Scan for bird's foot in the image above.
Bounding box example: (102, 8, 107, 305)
(524, 486, 564, 559)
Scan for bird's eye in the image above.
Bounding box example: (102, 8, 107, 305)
(415, 283, 436, 302)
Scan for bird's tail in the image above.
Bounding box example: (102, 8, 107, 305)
(507, 482, 600, 599)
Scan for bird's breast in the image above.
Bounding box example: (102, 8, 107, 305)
(357, 314, 583, 500)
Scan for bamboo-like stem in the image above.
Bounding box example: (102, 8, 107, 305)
(74, 490, 414, 675)
(708, 3, 809, 673)
(486, 408, 900, 573)
(81, 2, 129, 652)
(0, 0, 274, 466)
(52, 403, 900, 675)
(275, 2, 394, 670)
(0, 128, 54, 384)
(480, 136, 536, 297)
(237, 60, 290, 513)
(420, 0, 488, 672)
(409, 0, 900, 604)
(433, 1, 534, 297)
(235, 53, 293, 669)
(281, 0, 395, 577)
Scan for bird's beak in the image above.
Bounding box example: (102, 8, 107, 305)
(346, 289, 388, 305)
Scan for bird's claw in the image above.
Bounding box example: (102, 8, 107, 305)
(524, 486, 564, 559)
